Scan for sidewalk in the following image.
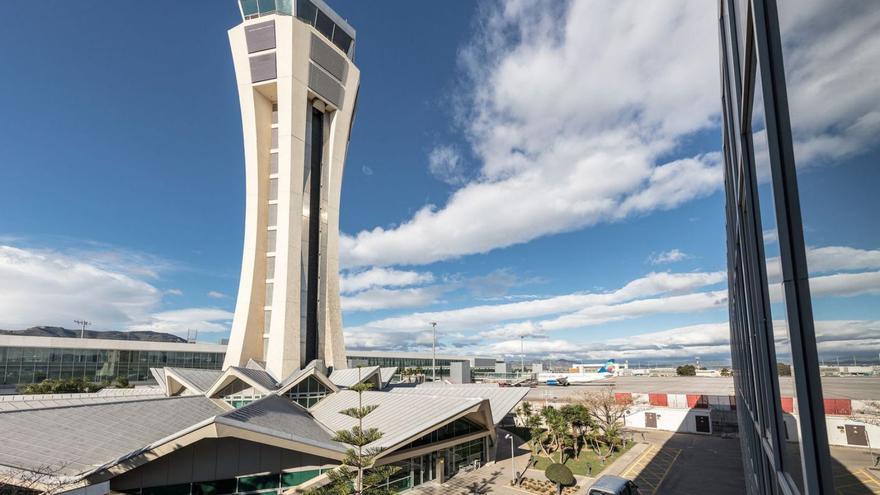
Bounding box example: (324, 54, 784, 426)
(602, 442, 651, 477)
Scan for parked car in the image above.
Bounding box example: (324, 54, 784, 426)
(588, 475, 640, 495)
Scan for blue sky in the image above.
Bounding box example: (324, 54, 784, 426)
(1, 1, 877, 364)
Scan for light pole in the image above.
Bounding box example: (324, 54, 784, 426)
(74, 320, 92, 339)
(504, 433, 516, 484)
(520, 336, 525, 375)
(430, 322, 437, 382)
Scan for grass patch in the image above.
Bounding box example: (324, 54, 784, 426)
(532, 442, 633, 477)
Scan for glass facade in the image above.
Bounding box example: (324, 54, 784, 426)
(117, 436, 485, 495)
(284, 375, 330, 408)
(717, 0, 879, 492)
(347, 355, 456, 379)
(376, 437, 487, 492)
(122, 468, 328, 495)
(0, 346, 224, 387)
(237, 0, 355, 57)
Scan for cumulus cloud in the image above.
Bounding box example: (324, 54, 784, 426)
(482, 319, 880, 361)
(0, 244, 233, 339)
(648, 249, 689, 265)
(207, 291, 228, 299)
(348, 271, 725, 334)
(0, 245, 161, 329)
(777, 0, 880, 168)
(128, 308, 234, 334)
(340, 267, 434, 294)
(341, 286, 444, 312)
(428, 145, 467, 185)
(340, 0, 722, 268)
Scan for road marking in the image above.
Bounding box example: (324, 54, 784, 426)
(654, 449, 681, 494)
(621, 444, 681, 495)
(622, 445, 656, 478)
(834, 468, 880, 495)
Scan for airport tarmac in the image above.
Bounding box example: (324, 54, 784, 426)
(524, 376, 880, 401)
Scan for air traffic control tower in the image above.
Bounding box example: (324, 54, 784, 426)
(224, 0, 359, 378)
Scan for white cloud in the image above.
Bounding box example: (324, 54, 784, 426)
(483, 319, 880, 361)
(648, 249, 689, 265)
(805, 271, 880, 299)
(341, 286, 444, 312)
(805, 246, 880, 274)
(128, 308, 234, 334)
(0, 244, 233, 339)
(428, 145, 466, 185)
(776, 1, 880, 168)
(349, 270, 725, 334)
(537, 290, 727, 331)
(207, 291, 228, 299)
(0, 245, 161, 329)
(340, 0, 722, 268)
(361, 165, 373, 176)
(340, 267, 434, 294)
(165, 288, 184, 296)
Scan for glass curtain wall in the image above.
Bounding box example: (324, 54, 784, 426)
(719, 0, 880, 492)
(0, 347, 224, 386)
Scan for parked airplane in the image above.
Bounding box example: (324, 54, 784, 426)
(538, 359, 619, 384)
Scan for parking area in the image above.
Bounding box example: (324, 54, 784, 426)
(620, 430, 745, 495)
(409, 428, 880, 494)
(834, 468, 880, 495)
(621, 444, 682, 494)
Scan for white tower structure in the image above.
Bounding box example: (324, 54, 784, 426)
(224, 0, 359, 378)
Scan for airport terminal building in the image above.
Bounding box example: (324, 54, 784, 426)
(0, 333, 496, 391)
(0, 332, 225, 391)
(0, 3, 530, 494)
(0, 361, 527, 494)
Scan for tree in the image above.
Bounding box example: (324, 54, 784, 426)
(540, 407, 567, 459)
(545, 463, 575, 495)
(19, 378, 104, 395)
(676, 364, 696, 376)
(720, 367, 731, 377)
(580, 391, 631, 464)
(516, 402, 534, 427)
(307, 369, 399, 495)
(0, 463, 75, 495)
(777, 362, 792, 376)
(559, 404, 592, 459)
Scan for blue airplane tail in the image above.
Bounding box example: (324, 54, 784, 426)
(597, 359, 616, 373)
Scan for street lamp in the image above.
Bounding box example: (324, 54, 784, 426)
(520, 336, 525, 375)
(430, 322, 437, 382)
(504, 433, 516, 485)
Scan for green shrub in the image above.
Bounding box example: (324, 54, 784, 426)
(19, 378, 105, 395)
(545, 463, 575, 487)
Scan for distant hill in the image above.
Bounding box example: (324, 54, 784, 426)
(0, 326, 188, 343)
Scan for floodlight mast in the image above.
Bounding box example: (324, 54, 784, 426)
(74, 319, 92, 339)
(430, 322, 438, 382)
